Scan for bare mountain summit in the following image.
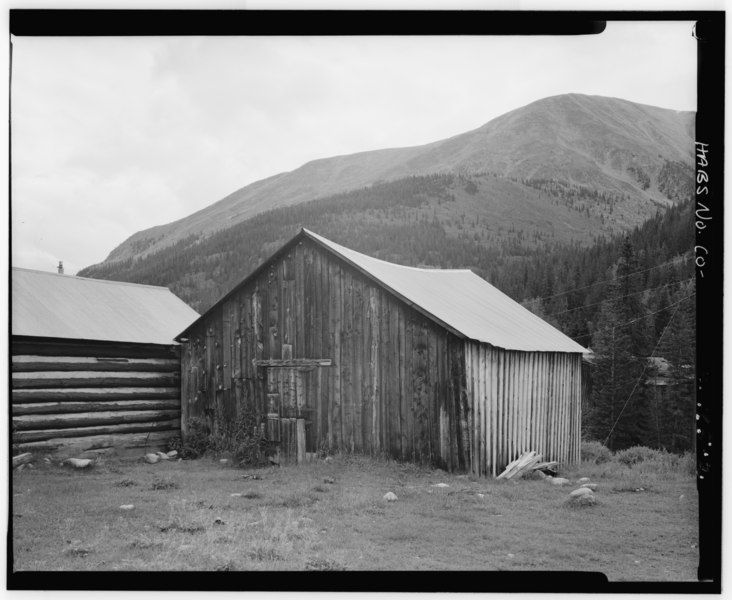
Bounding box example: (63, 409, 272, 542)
(101, 93, 694, 264)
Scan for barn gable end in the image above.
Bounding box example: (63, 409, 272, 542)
(178, 229, 586, 475)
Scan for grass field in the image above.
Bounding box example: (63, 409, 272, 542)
(10, 453, 698, 579)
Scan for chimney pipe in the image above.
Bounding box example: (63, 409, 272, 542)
(57, 261, 64, 275)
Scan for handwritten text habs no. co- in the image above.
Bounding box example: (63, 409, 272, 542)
(694, 142, 710, 278)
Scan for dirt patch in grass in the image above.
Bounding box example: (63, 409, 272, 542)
(149, 477, 180, 491)
(10, 454, 698, 579)
(114, 479, 137, 488)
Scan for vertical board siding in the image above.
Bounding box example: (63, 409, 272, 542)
(179, 237, 581, 474)
(462, 342, 583, 477)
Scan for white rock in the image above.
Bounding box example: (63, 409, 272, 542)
(581, 483, 598, 491)
(156, 452, 171, 460)
(569, 487, 594, 498)
(66, 458, 93, 469)
(230, 493, 243, 497)
(576, 477, 591, 484)
(144, 453, 160, 464)
(119, 504, 135, 511)
(577, 494, 596, 506)
(383, 492, 398, 502)
(549, 477, 570, 486)
(220, 459, 230, 465)
(167, 450, 178, 458)
(432, 483, 450, 488)
(679, 494, 685, 501)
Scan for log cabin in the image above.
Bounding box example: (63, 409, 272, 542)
(176, 229, 588, 476)
(11, 267, 199, 455)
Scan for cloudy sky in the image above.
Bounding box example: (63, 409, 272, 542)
(11, 20, 697, 275)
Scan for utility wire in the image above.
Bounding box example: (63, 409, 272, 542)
(571, 292, 695, 343)
(602, 300, 685, 448)
(536, 255, 691, 302)
(545, 277, 695, 317)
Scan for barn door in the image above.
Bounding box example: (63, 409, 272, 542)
(255, 346, 331, 464)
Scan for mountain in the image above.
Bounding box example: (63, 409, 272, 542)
(100, 93, 695, 264)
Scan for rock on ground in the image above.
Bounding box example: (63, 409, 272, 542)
(580, 483, 598, 491)
(66, 458, 93, 469)
(119, 504, 135, 510)
(144, 453, 160, 464)
(383, 492, 398, 502)
(549, 477, 570, 486)
(569, 487, 594, 498)
(576, 477, 591, 484)
(566, 493, 596, 507)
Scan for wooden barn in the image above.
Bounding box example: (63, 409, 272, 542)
(11, 268, 199, 455)
(177, 229, 587, 476)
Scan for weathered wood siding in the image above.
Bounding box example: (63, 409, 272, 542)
(180, 237, 582, 474)
(181, 238, 469, 470)
(464, 342, 583, 476)
(12, 337, 181, 454)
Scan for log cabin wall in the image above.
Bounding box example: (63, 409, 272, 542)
(464, 343, 583, 477)
(11, 337, 181, 454)
(181, 237, 470, 471)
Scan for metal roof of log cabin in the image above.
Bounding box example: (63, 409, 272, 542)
(177, 229, 587, 353)
(12, 268, 199, 345)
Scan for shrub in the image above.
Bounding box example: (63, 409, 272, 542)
(167, 417, 210, 459)
(581, 440, 612, 464)
(614, 445, 664, 466)
(167, 408, 269, 467)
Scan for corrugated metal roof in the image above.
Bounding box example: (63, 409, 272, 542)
(304, 229, 588, 353)
(12, 268, 199, 345)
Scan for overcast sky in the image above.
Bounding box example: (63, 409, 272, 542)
(10, 21, 697, 275)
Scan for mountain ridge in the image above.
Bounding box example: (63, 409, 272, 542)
(101, 93, 694, 265)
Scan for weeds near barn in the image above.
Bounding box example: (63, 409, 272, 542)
(11, 450, 698, 579)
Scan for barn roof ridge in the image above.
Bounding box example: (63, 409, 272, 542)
(11, 266, 172, 291)
(300, 228, 473, 274)
(177, 228, 587, 354)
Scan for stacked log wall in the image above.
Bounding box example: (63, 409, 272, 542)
(11, 338, 181, 454)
